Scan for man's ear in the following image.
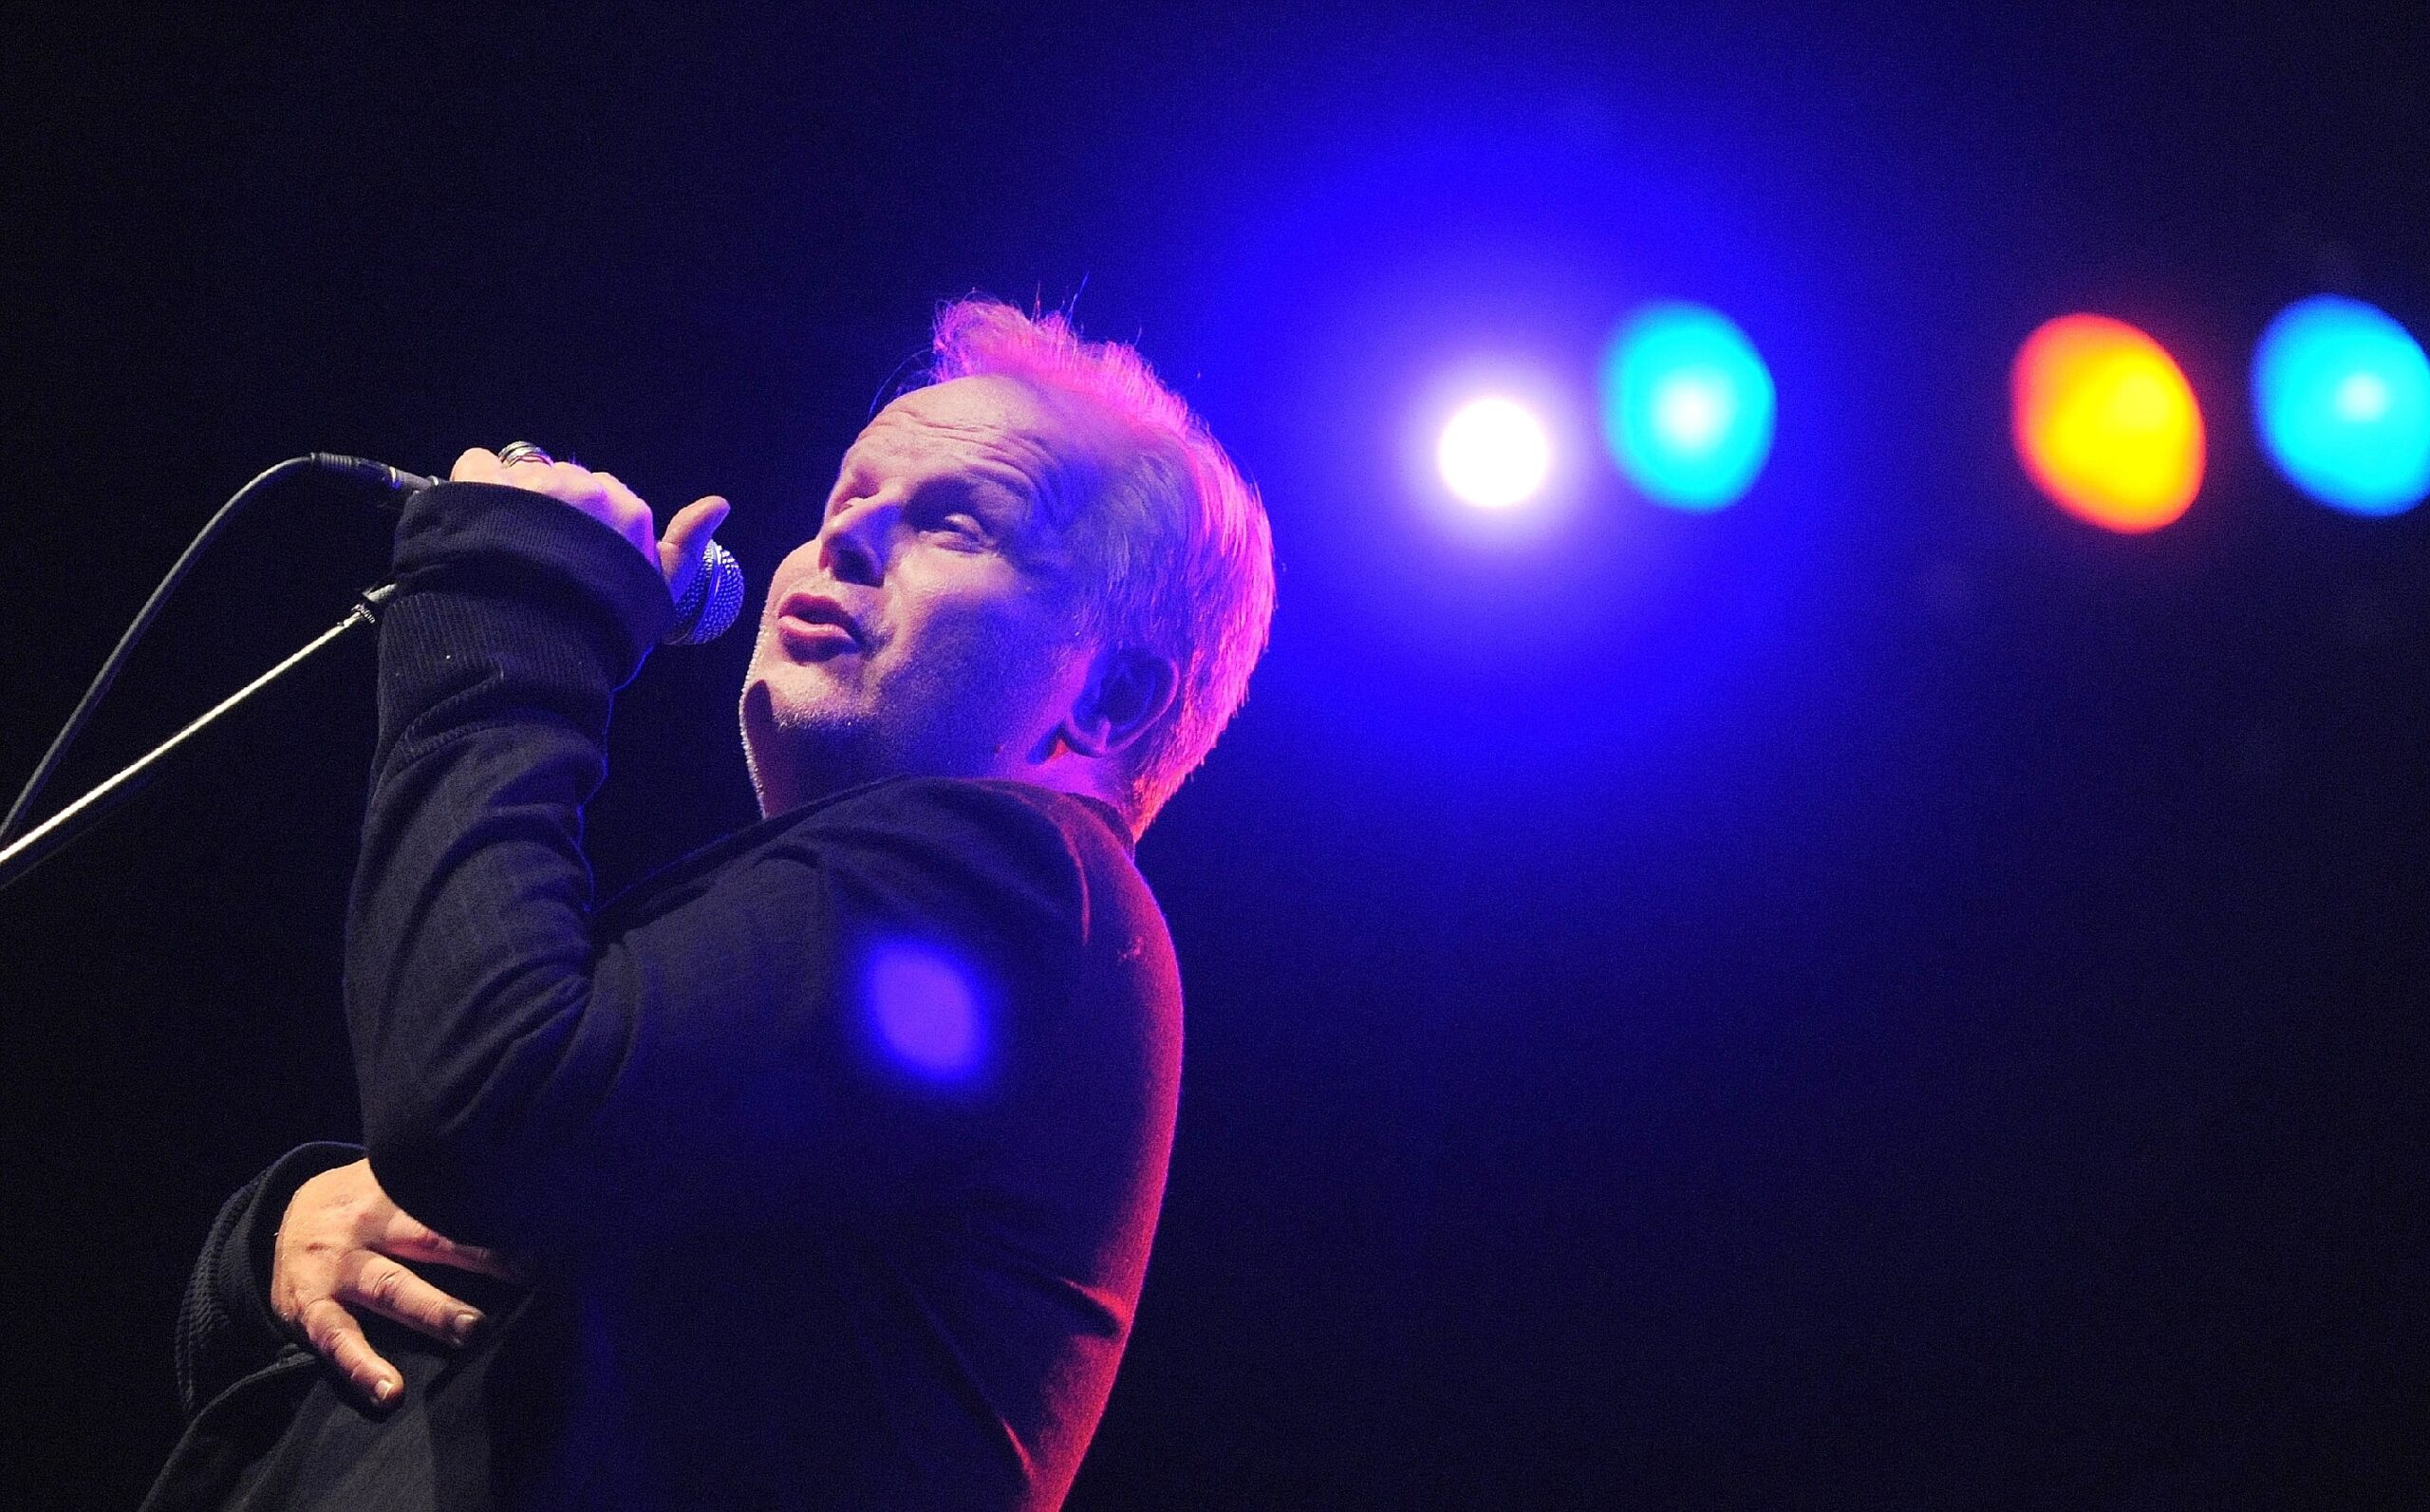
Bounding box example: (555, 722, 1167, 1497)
(1061, 646, 1179, 759)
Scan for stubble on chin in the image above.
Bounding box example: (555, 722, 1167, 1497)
(738, 677, 888, 816)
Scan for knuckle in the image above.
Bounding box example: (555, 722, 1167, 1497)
(301, 1300, 349, 1351)
(366, 1263, 404, 1307)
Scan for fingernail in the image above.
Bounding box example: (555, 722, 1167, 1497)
(372, 1377, 400, 1405)
(449, 1311, 481, 1343)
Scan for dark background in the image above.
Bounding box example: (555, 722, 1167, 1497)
(3, 3, 2425, 1505)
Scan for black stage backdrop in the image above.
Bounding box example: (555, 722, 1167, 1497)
(3, 5, 2424, 1507)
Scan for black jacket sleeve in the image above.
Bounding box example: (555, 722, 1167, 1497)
(346, 485, 1094, 1255)
(172, 1142, 363, 1418)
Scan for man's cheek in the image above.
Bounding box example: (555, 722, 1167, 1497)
(930, 617, 1037, 701)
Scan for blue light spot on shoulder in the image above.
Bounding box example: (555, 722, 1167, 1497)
(864, 939, 987, 1081)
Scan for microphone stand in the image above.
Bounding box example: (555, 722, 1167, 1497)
(0, 583, 395, 898)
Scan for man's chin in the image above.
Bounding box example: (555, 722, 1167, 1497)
(746, 672, 852, 733)
(740, 681, 892, 815)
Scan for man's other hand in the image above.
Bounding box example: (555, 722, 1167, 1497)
(451, 446, 731, 603)
(271, 1159, 521, 1408)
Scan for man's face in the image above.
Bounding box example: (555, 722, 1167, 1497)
(740, 375, 1106, 816)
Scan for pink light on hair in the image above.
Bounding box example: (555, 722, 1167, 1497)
(925, 297, 1276, 831)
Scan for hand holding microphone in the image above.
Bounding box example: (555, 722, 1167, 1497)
(450, 443, 744, 644)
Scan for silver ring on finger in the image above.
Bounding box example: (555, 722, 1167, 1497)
(497, 440, 555, 468)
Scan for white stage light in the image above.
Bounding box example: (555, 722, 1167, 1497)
(1437, 397, 1552, 510)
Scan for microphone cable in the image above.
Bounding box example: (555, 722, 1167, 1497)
(0, 454, 431, 846)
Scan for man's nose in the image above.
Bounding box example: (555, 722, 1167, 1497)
(817, 495, 894, 587)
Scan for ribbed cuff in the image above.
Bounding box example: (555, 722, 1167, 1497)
(389, 481, 677, 679)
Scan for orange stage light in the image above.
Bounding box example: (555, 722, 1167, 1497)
(2011, 314, 2205, 533)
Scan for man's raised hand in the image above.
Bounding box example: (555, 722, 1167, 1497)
(451, 446, 731, 603)
(271, 1159, 521, 1408)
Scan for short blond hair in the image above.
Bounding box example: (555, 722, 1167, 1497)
(925, 298, 1275, 831)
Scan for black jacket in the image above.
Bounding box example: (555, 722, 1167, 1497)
(141, 484, 1184, 1511)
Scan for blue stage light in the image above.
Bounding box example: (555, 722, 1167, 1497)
(1599, 303, 1774, 511)
(2252, 295, 2430, 516)
(1437, 396, 1552, 510)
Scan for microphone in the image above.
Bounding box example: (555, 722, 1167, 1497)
(666, 539, 746, 644)
(308, 453, 748, 644)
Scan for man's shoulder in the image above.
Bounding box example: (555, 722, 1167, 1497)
(788, 776, 1136, 871)
(606, 779, 1141, 938)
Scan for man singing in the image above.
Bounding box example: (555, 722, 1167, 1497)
(142, 298, 1275, 1511)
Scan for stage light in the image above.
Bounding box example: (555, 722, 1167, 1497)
(2252, 295, 2430, 516)
(1437, 397, 1552, 510)
(2011, 313, 2204, 533)
(1598, 302, 1774, 511)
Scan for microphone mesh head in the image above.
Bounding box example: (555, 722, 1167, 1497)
(664, 539, 746, 645)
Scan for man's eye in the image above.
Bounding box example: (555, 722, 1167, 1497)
(925, 513, 986, 541)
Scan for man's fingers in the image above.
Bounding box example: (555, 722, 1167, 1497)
(658, 495, 732, 590)
(449, 447, 505, 484)
(297, 1296, 403, 1408)
(587, 470, 661, 557)
(341, 1253, 487, 1348)
(379, 1210, 526, 1280)
(439, 447, 718, 583)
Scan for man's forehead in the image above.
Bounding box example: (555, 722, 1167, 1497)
(850, 375, 1066, 457)
(839, 374, 1128, 527)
